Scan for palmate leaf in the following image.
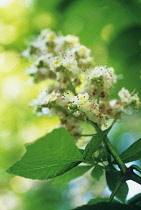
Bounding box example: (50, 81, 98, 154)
(91, 165, 103, 181)
(73, 202, 141, 210)
(83, 128, 110, 162)
(6, 128, 83, 180)
(119, 138, 141, 163)
(106, 166, 128, 203)
(128, 193, 141, 206)
(53, 165, 92, 184)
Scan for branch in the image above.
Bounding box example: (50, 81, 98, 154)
(104, 137, 127, 174)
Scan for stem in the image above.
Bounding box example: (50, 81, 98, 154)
(90, 120, 101, 133)
(97, 83, 100, 104)
(64, 70, 76, 95)
(104, 137, 127, 174)
(108, 176, 126, 202)
(55, 105, 85, 122)
(108, 167, 141, 202)
(68, 113, 84, 122)
(78, 111, 102, 134)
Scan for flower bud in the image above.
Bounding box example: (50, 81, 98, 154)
(69, 104, 78, 110)
(69, 109, 75, 114)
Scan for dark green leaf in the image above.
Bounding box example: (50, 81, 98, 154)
(128, 193, 141, 206)
(6, 128, 83, 180)
(119, 138, 141, 163)
(73, 202, 141, 210)
(97, 146, 109, 161)
(53, 165, 92, 184)
(79, 149, 84, 155)
(106, 166, 128, 202)
(91, 166, 103, 181)
(83, 129, 109, 162)
(87, 198, 119, 205)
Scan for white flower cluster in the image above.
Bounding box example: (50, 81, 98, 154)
(24, 29, 93, 90)
(24, 29, 140, 137)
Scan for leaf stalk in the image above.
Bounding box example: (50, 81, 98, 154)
(104, 137, 127, 174)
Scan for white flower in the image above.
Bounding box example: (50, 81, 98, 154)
(64, 35, 79, 45)
(131, 93, 140, 109)
(49, 57, 63, 71)
(25, 29, 140, 132)
(54, 36, 65, 52)
(48, 91, 60, 102)
(40, 29, 56, 41)
(77, 93, 89, 104)
(64, 91, 74, 101)
(118, 88, 132, 104)
(70, 93, 89, 106)
(88, 66, 104, 79)
(62, 53, 79, 74)
(74, 45, 91, 58)
(79, 45, 91, 57)
(42, 107, 53, 115)
(31, 91, 60, 107)
(109, 99, 123, 113)
(31, 91, 48, 106)
(87, 66, 116, 84)
(25, 66, 38, 75)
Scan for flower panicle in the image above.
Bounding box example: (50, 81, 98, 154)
(24, 29, 140, 138)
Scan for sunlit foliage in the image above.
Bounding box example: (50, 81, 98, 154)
(1, 0, 141, 209)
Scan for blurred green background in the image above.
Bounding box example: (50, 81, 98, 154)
(0, 0, 141, 209)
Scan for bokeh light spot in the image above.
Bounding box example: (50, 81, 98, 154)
(101, 24, 113, 42)
(0, 0, 13, 7)
(2, 76, 23, 99)
(0, 50, 20, 72)
(0, 23, 17, 44)
(33, 13, 55, 29)
(10, 177, 34, 193)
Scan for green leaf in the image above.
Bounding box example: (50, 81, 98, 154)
(6, 128, 83, 180)
(87, 198, 119, 205)
(119, 138, 141, 163)
(73, 202, 141, 210)
(53, 165, 92, 184)
(106, 166, 128, 202)
(128, 193, 141, 206)
(97, 146, 109, 161)
(83, 129, 109, 162)
(91, 166, 103, 181)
